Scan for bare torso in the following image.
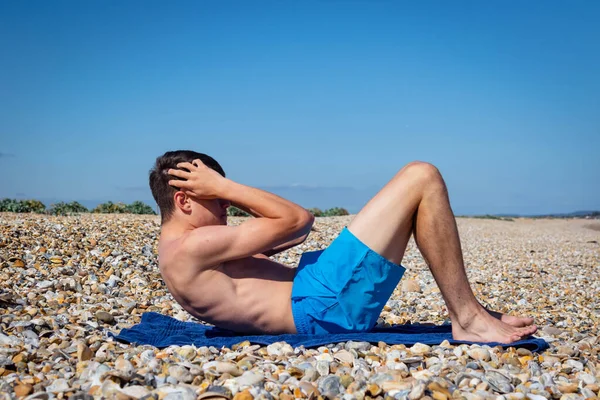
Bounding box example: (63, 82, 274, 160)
(158, 231, 298, 334)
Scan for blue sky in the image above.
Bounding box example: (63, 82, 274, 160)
(1, 1, 598, 215)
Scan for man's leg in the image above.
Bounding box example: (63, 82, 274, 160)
(348, 161, 537, 343)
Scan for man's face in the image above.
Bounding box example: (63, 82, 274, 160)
(215, 198, 231, 225)
(193, 197, 231, 225)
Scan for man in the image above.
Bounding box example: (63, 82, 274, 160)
(149, 150, 537, 343)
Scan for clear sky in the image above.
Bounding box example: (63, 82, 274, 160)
(1, 1, 598, 215)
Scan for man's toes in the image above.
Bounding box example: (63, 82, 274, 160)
(522, 317, 535, 326)
(514, 326, 529, 335)
(510, 334, 522, 343)
(516, 325, 536, 336)
(520, 317, 534, 326)
(505, 331, 524, 343)
(527, 324, 538, 334)
(501, 314, 534, 327)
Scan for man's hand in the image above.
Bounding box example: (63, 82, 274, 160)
(168, 159, 227, 199)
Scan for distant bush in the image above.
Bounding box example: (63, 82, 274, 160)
(307, 207, 349, 217)
(0, 198, 46, 213)
(92, 201, 129, 214)
(0, 197, 354, 218)
(21, 199, 47, 213)
(227, 206, 250, 217)
(0, 198, 16, 212)
(48, 201, 89, 216)
(226, 206, 350, 217)
(473, 215, 514, 222)
(322, 207, 349, 217)
(307, 208, 324, 217)
(126, 201, 156, 215)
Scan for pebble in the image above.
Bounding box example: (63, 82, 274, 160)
(408, 381, 426, 399)
(504, 393, 525, 400)
(316, 360, 330, 376)
(236, 371, 264, 387)
(466, 361, 481, 369)
(0, 215, 598, 400)
(468, 348, 492, 362)
(232, 390, 253, 400)
(557, 383, 578, 393)
(527, 394, 547, 400)
(580, 388, 596, 398)
(154, 385, 197, 400)
(542, 326, 564, 336)
(266, 342, 293, 356)
(77, 342, 94, 362)
(14, 384, 33, 397)
(118, 385, 150, 399)
(216, 361, 242, 376)
(564, 359, 584, 371)
(334, 349, 355, 365)
(402, 279, 422, 293)
(168, 365, 193, 383)
(319, 375, 342, 397)
(410, 342, 432, 355)
(345, 341, 371, 351)
(95, 311, 115, 324)
(24, 393, 49, 400)
(485, 370, 514, 393)
(299, 381, 319, 397)
(577, 372, 596, 385)
(45, 379, 69, 393)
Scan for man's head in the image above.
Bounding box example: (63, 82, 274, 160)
(149, 150, 229, 225)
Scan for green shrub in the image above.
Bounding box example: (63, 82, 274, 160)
(306, 207, 350, 217)
(227, 206, 250, 217)
(21, 199, 46, 213)
(0, 197, 354, 218)
(473, 214, 514, 222)
(93, 201, 128, 214)
(0, 198, 13, 212)
(0, 198, 46, 213)
(2, 199, 14, 212)
(48, 201, 89, 216)
(0, 199, 24, 212)
(307, 208, 324, 217)
(322, 207, 350, 217)
(126, 201, 156, 215)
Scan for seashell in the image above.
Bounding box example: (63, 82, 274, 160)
(484, 370, 514, 394)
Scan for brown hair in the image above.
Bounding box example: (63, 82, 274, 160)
(149, 150, 225, 223)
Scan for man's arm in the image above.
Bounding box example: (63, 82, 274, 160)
(169, 160, 314, 267)
(261, 236, 306, 257)
(230, 201, 313, 257)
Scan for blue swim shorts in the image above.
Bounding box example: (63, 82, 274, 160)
(291, 227, 406, 334)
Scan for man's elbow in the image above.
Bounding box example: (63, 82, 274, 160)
(299, 211, 315, 231)
(290, 212, 314, 237)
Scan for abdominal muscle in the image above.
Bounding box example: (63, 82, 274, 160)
(159, 248, 298, 334)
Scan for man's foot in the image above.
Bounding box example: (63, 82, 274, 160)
(452, 308, 538, 344)
(485, 308, 535, 327)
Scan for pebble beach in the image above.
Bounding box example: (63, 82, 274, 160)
(0, 213, 599, 400)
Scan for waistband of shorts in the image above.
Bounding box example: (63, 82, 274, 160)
(291, 298, 311, 334)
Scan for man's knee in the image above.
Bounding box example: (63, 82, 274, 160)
(400, 161, 443, 183)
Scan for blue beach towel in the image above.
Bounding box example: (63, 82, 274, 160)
(110, 312, 549, 352)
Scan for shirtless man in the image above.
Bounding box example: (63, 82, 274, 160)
(150, 150, 537, 343)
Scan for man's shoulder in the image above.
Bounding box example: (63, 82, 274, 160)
(182, 224, 236, 248)
(161, 225, 239, 266)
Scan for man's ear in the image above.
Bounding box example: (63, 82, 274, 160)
(173, 191, 192, 214)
